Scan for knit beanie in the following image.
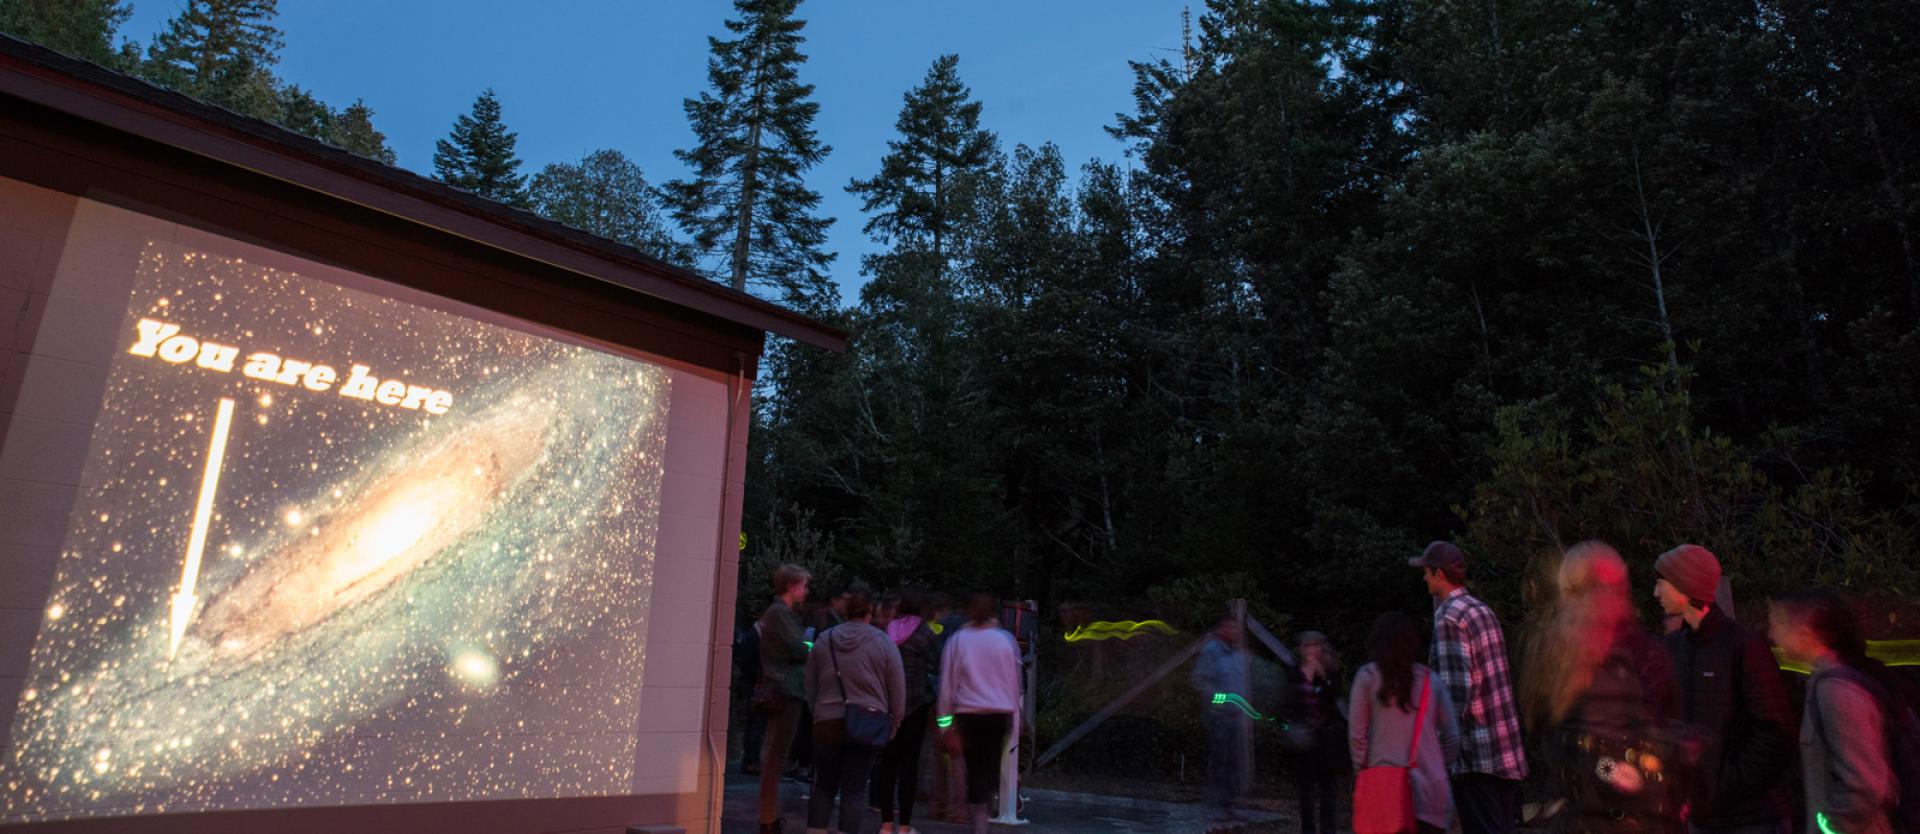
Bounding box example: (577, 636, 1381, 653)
(1655, 544, 1721, 604)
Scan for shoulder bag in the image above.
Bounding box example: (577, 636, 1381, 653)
(1352, 671, 1430, 834)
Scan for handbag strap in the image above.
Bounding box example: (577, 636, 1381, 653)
(1407, 670, 1433, 768)
(826, 628, 851, 708)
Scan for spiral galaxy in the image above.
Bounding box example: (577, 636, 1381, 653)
(2, 245, 672, 822)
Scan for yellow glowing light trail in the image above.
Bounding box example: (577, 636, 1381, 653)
(168, 397, 235, 661)
(1773, 640, 1920, 675)
(1063, 620, 1178, 642)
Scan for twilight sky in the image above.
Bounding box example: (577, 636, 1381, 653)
(122, 1, 1185, 303)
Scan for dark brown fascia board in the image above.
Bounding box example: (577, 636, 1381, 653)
(0, 41, 848, 353)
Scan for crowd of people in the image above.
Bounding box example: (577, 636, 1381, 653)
(1195, 539, 1915, 834)
(739, 564, 1023, 834)
(735, 539, 1914, 834)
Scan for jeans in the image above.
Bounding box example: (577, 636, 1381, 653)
(1455, 773, 1521, 834)
(875, 704, 932, 826)
(1205, 706, 1249, 809)
(808, 719, 880, 834)
(1296, 764, 1339, 834)
(758, 699, 801, 825)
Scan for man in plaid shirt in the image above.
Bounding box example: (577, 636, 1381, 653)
(1410, 540, 1527, 834)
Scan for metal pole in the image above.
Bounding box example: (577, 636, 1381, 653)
(1230, 598, 1252, 800)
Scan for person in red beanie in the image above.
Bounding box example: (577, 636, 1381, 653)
(1653, 544, 1795, 834)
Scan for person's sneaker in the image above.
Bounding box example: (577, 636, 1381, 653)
(878, 824, 896, 834)
(897, 826, 918, 834)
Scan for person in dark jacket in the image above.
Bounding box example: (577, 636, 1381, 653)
(928, 593, 970, 823)
(873, 592, 939, 834)
(757, 564, 812, 834)
(1653, 544, 1795, 834)
(1289, 631, 1349, 834)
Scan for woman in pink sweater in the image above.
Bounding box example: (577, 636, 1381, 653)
(936, 593, 1022, 834)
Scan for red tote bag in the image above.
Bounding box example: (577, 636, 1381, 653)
(1352, 673, 1431, 834)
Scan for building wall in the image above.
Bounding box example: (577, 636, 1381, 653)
(0, 174, 745, 833)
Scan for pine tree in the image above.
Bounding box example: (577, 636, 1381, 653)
(266, 86, 396, 164)
(0, 0, 130, 66)
(847, 54, 996, 277)
(142, 0, 282, 120)
(331, 99, 397, 164)
(665, 0, 835, 311)
(530, 149, 686, 262)
(433, 88, 528, 207)
(274, 83, 332, 138)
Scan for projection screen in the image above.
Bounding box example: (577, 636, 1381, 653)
(1, 194, 676, 823)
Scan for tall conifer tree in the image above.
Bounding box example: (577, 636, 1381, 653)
(665, 0, 835, 311)
(847, 54, 996, 277)
(433, 88, 529, 207)
(142, 0, 282, 120)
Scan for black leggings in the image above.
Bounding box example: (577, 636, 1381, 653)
(956, 712, 1011, 806)
(874, 704, 932, 825)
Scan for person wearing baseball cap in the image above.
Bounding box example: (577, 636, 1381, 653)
(1409, 541, 1527, 834)
(1653, 544, 1794, 834)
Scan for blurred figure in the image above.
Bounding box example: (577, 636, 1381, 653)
(1769, 591, 1906, 834)
(1350, 611, 1460, 834)
(736, 618, 766, 775)
(758, 564, 813, 834)
(1653, 545, 1795, 834)
(928, 593, 968, 822)
(874, 592, 938, 834)
(816, 587, 851, 633)
(1192, 616, 1252, 820)
(937, 593, 1021, 834)
(867, 592, 902, 810)
(1410, 541, 1528, 834)
(803, 588, 905, 834)
(1525, 541, 1685, 834)
(1289, 631, 1350, 834)
(875, 593, 901, 630)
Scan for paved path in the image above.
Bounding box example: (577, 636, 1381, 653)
(720, 775, 1286, 834)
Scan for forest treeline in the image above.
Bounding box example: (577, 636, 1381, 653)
(8, 0, 1919, 644)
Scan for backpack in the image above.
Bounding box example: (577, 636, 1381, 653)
(1808, 665, 1920, 834)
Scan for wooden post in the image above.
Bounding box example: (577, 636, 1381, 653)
(1230, 598, 1253, 797)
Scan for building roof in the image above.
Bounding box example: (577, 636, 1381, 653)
(0, 33, 847, 352)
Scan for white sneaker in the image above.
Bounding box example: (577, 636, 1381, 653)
(898, 827, 918, 834)
(878, 824, 896, 834)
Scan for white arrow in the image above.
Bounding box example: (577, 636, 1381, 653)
(169, 397, 235, 661)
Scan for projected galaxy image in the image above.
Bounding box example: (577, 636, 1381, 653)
(1, 243, 671, 821)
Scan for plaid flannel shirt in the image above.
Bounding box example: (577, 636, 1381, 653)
(1430, 587, 1528, 779)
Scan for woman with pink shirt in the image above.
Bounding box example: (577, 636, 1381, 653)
(936, 593, 1022, 834)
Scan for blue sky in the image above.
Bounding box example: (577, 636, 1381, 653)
(121, 1, 1185, 302)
